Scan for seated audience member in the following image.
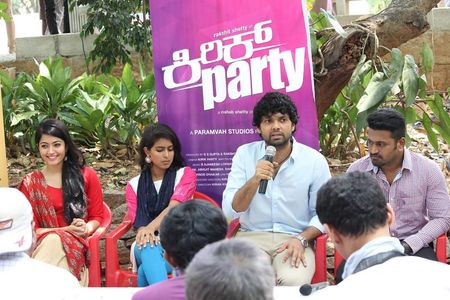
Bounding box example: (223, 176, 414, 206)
(0, 188, 80, 299)
(310, 172, 450, 298)
(185, 239, 275, 300)
(132, 200, 228, 300)
(348, 108, 450, 259)
(338, 108, 450, 282)
(18, 119, 104, 286)
(126, 124, 196, 287)
(223, 92, 331, 286)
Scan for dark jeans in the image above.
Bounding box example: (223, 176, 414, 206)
(44, 0, 58, 34)
(335, 245, 437, 284)
(44, 0, 70, 34)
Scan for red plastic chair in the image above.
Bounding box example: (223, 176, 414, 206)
(105, 191, 219, 287)
(87, 202, 112, 287)
(226, 218, 328, 284)
(333, 233, 448, 281)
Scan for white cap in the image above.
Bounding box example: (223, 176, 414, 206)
(0, 188, 33, 254)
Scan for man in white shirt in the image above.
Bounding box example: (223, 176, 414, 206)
(0, 188, 80, 300)
(223, 92, 331, 285)
(310, 172, 450, 299)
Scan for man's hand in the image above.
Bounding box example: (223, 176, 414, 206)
(275, 238, 307, 268)
(254, 160, 279, 182)
(135, 222, 159, 249)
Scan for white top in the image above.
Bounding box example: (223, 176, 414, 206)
(310, 256, 450, 299)
(342, 236, 404, 279)
(0, 252, 80, 299)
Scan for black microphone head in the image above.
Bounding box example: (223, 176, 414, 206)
(299, 284, 313, 296)
(265, 145, 276, 157)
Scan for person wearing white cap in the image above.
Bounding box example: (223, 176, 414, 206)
(0, 187, 79, 299)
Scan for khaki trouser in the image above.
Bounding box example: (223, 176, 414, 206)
(235, 231, 315, 286)
(32, 233, 88, 287)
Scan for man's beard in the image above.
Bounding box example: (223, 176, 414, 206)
(370, 154, 384, 167)
(267, 133, 292, 148)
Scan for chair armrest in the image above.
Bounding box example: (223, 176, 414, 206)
(87, 202, 112, 286)
(311, 234, 327, 283)
(436, 233, 447, 263)
(226, 218, 240, 238)
(105, 215, 133, 272)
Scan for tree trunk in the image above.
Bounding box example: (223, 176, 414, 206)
(315, 0, 440, 120)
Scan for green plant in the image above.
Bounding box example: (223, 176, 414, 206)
(2, 58, 158, 157)
(109, 63, 157, 156)
(20, 57, 82, 122)
(0, 2, 11, 21)
(74, 0, 152, 73)
(67, 88, 115, 152)
(313, 10, 449, 158)
(0, 71, 33, 152)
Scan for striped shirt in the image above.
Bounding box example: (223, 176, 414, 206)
(348, 149, 450, 254)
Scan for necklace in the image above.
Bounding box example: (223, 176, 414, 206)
(278, 155, 290, 165)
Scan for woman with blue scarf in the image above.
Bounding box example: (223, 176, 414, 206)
(126, 124, 197, 287)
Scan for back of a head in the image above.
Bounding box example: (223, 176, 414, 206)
(159, 200, 228, 270)
(185, 239, 275, 300)
(316, 172, 388, 237)
(0, 188, 33, 255)
(367, 108, 405, 140)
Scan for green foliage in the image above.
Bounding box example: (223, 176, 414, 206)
(420, 42, 434, 74)
(74, 0, 152, 73)
(315, 16, 448, 158)
(109, 63, 156, 154)
(0, 71, 32, 149)
(1, 58, 157, 157)
(22, 58, 82, 122)
(0, 2, 11, 21)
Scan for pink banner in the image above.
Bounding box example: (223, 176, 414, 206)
(149, 0, 317, 203)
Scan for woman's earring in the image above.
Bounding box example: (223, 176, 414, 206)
(64, 156, 67, 161)
(145, 156, 151, 164)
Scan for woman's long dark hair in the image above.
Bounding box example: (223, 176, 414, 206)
(36, 119, 87, 224)
(138, 123, 185, 171)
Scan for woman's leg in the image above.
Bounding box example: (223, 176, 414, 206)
(32, 233, 88, 286)
(133, 243, 170, 286)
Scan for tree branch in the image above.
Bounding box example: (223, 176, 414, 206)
(314, 0, 440, 120)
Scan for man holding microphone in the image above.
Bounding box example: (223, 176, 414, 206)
(223, 92, 331, 286)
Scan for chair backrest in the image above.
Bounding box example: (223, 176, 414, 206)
(192, 191, 220, 208)
(99, 202, 112, 233)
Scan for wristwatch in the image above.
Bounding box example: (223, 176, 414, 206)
(294, 235, 309, 248)
(401, 240, 413, 255)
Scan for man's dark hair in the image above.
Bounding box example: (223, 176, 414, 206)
(252, 92, 298, 128)
(367, 108, 406, 140)
(159, 200, 228, 270)
(316, 172, 388, 237)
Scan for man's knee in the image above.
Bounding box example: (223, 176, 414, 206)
(276, 266, 314, 286)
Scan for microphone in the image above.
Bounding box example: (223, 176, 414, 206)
(258, 145, 276, 194)
(299, 282, 329, 296)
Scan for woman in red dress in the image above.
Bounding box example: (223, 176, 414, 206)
(19, 119, 103, 286)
